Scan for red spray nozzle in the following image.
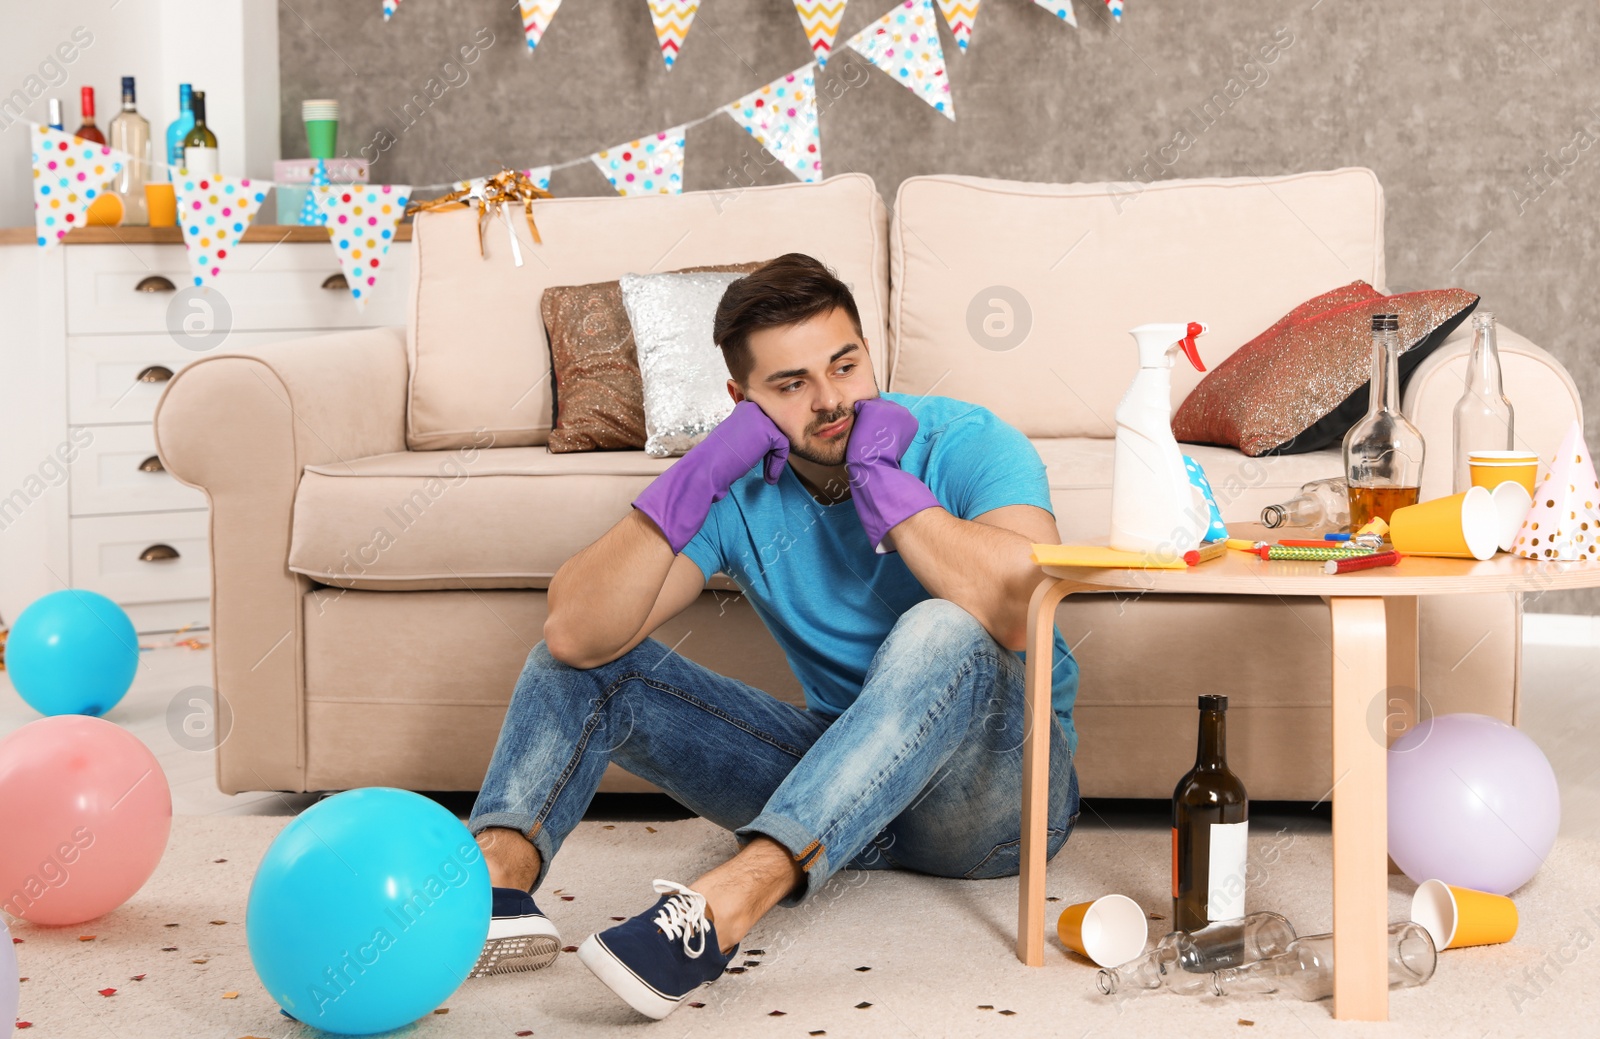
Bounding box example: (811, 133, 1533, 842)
(1178, 321, 1207, 372)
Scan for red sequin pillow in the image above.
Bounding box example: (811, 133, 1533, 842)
(1173, 281, 1479, 457)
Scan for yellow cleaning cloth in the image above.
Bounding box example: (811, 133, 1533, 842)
(1030, 544, 1188, 569)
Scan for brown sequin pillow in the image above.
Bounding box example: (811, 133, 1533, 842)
(543, 261, 769, 452)
(1173, 281, 1479, 457)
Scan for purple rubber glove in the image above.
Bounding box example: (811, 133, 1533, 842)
(633, 400, 790, 554)
(845, 396, 941, 554)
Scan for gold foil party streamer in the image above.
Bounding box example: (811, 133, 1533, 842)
(405, 168, 553, 258)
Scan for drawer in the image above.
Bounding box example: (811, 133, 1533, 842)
(71, 511, 210, 606)
(68, 330, 323, 425)
(70, 423, 206, 516)
(64, 240, 411, 334)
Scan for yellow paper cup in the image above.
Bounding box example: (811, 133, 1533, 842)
(1056, 893, 1148, 967)
(1389, 486, 1499, 560)
(144, 183, 176, 228)
(1491, 480, 1534, 553)
(1412, 878, 1518, 949)
(1469, 451, 1539, 496)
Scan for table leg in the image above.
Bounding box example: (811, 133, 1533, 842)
(1328, 596, 1389, 1021)
(1385, 596, 1420, 877)
(1017, 577, 1072, 966)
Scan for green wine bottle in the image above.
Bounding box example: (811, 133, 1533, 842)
(180, 89, 218, 177)
(1172, 694, 1249, 933)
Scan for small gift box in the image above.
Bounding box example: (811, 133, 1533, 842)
(272, 158, 370, 224)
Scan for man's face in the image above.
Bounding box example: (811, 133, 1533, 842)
(730, 306, 877, 467)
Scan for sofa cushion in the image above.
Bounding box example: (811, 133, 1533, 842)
(887, 168, 1387, 438)
(407, 172, 891, 452)
(286, 441, 1342, 591)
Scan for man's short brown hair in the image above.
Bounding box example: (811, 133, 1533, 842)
(712, 252, 864, 386)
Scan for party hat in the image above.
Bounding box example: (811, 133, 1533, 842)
(1512, 419, 1600, 561)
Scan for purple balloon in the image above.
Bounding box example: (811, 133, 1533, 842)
(1, 915, 16, 1032)
(1388, 713, 1561, 895)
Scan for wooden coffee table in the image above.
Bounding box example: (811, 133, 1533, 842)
(1017, 525, 1599, 1021)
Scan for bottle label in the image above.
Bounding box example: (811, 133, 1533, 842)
(181, 146, 219, 177)
(1206, 820, 1249, 921)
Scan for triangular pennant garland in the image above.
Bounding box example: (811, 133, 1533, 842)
(30, 124, 128, 246)
(382, 0, 401, 20)
(1514, 420, 1600, 561)
(845, 0, 955, 120)
(521, 0, 564, 53)
(1106, 0, 1124, 23)
(935, 0, 980, 54)
(649, 1, 700, 69)
(1033, 0, 1079, 28)
(174, 172, 271, 286)
(793, 1, 849, 66)
(590, 129, 686, 195)
(315, 184, 412, 309)
(726, 66, 823, 184)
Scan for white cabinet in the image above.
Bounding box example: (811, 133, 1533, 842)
(0, 234, 412, 636)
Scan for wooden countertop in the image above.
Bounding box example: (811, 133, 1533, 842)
(0, 224, 414, 246)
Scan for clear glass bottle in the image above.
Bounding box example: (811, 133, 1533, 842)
(1451, 312, 1515, 494)
(1343, 314, 1425, 528)
(1207, 921, 1437, 1001)
(1097, 911, 1298, 997)
(166, 83, 194, 177)
(47, 97, 64, 131)
(1260, 477, 1351, 530)
(108, 76, 150, 226)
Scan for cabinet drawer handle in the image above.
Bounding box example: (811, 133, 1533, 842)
(139, 543, 180, 562)
(138, 454, 165, 473)
(321, 273, 348, 290)
(136, 275, 177, 293)
(136, 365, 174, 383)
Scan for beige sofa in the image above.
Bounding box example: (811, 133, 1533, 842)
(154, 168, 1582, 801)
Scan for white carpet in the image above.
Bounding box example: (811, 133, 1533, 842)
(6, 815, 1595, 1039)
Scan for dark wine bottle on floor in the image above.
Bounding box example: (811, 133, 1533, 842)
(1172, 694, 1249, 933)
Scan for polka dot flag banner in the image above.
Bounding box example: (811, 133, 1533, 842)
(174, 172, 272, 286)
(845, 0, 954, 121)
(520, 0, 564, 53)
(649, 0, 699, 69)
(590, 129, 686, 196)
(315, 184, 412, 309)
(29, 124, 129, 247)
(934, 0, 979, 54)
(1033, 0, 1079, 28)
(725, 65, 822, 184)
(792, 0, 849, 67)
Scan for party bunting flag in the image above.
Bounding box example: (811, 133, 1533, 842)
(1513, 419, 1600, 561)
(590, 129, 686, 195)
(725, 66, 822, 183)
(1033, 0, 1078, 28)
(935, 0, 980, 54)
(793, 1, 848, 66)
(315, 184, 412, 309)
(1106, 0, 1124, 22)
(382, 0, 401, 20)
(29, 124, 128, 247)
(845, 0, 955, 120)
(174, 172, 272, 286)
(521, 0, 564, 53)
(649, 1, 699, 69)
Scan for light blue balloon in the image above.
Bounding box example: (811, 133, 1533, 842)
(246, 788, 490, 1036)
(6, 590, 139, 717)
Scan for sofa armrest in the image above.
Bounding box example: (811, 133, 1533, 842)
(1403, 322, 1583, 501)
(152, 327, 409, 793)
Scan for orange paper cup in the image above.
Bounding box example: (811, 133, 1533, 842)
(144, 183, 176, 228)
(1389, 487, 1499, 560)
(1490, 480, 1534, 553)
(1056, 893, 1148, 967)
(1412, 878, 1518, 950)
(1469, 451, 1539, 496)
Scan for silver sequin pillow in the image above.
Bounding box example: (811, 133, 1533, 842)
(620, 270, 747, 457)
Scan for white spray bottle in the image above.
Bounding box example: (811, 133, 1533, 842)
(1109, 322, 1213, 558)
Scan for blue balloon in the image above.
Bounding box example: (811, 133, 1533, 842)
(6, 590, 139, 717)
(246, 788, 490, 1035)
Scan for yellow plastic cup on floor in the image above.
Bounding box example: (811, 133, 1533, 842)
(1469, 451, 1539, 496)
(1412, 878, 1518, 949)
(1056, 893, 1148, 967)
(1389, 487, 1499, 560)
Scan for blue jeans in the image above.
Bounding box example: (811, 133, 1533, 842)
(469, 598, 1081, 908)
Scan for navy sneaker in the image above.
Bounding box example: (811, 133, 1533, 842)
(470, 886, 562, 978)
(577, 879, 739, 1020)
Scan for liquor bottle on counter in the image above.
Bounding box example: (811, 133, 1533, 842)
(1451, 312, 1515, 493)
(47, 97, 64, 131)
(74, 85, 105, 144)
(1172, 695, 1249, 934)
(109, 76, 151, 226)
(1342, 314, 1425, 528)
(166, 83, 194, 176)
(179, 89, 218, 176)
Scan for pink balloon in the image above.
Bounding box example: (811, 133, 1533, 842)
(0, 716, 172, 926)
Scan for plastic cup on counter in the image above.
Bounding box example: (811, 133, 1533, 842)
(144, 183, 176, 227)
(1388, 487, 1499, 561)
(1468, 451, 1539, 496)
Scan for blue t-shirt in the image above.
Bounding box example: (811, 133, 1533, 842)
(682, 392, 1079, 756)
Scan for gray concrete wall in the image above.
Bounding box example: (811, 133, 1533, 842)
(281, 0, 1600, 613)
